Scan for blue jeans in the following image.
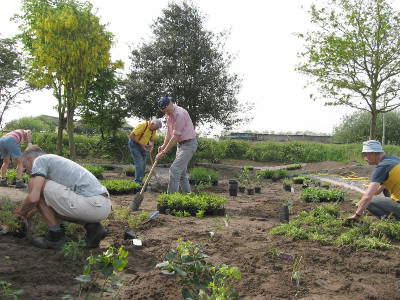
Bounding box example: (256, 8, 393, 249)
(128, 139, 147, 184)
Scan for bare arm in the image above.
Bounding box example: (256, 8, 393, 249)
(348, 182, 380, 220)
(20, 176, 45, 216)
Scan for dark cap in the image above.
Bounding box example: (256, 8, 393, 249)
(158, 97, 172, 109)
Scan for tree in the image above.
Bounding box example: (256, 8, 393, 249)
(4, 116, 56, 132)
(125, 1, 249, 129)
(16, 0, 112, 157)
(333, 110, 400, 144)
(79, 62, 130, 138)
(297, 0, 400, 139)
(0, 37, 31, 128)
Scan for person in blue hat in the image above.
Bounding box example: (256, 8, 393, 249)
(347, 140, 400, 221)
(155, 97, 197, 194)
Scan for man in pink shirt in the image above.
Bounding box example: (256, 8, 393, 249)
(156, 97, 197, 194)
(0, 129, 32, 188)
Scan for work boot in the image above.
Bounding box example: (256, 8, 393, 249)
(84, 223, 107, 248)
(15, 179, 26, 189)
(32, 229, 67, 250)
(0, 178, 8, 187)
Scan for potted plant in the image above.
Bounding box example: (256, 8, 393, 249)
(282, 178, 293, 192)
(246, 172, 256, 195)
(238, 169, 249, 193)
(254, 174, 262, 193)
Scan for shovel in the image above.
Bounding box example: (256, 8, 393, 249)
(130, 158, 159, 211)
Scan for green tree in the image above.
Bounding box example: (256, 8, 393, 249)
(0, 37, 31, 128)
(4, 116, 56, 132)
(79, 62, 129, 138)
(297, 0, 400, 139)
(333, 110, 400, 144)
(125, 1, 249, 129)
(16, 0, 112, 158)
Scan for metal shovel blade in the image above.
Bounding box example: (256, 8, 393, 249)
(130, 193, 144, 211)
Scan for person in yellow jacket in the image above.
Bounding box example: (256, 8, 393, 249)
(128, 119, 162, 184)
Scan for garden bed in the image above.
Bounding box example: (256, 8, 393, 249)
(0, 161, 399, 299)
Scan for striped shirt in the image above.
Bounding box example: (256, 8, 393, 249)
(4, 129, 28, 144)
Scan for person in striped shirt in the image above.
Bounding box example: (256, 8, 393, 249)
(0, 129, 32, 188)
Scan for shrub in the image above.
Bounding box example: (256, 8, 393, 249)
(189, 167, 219, 184)
(81, 164, 104, 179)
(100, 179, 140, 195)
(157, 192, 226, 215)
(300, 187, 345, 202)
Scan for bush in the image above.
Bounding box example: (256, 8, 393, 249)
(81, 164, 104, 179)
(157, 192, 226, 215)
(189, 167, 219, 184)
(100, 179, 140, 195)
(300, 187, 345, 202)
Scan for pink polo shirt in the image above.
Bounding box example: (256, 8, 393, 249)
(4, 129, 28, 143)
(166, 104, 196, 142)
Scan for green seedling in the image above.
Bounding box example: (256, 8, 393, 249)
(61, 240, 86, 261)
(223, 214, 231, 227)
(195, 209, 205, 218)
(0, 281, 24, 299)
(291, 256, 303, 287)
(156, 238, 241, 299)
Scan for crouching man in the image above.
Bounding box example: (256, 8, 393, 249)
(17, 145, 112, 249)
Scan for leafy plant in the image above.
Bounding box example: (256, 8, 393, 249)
(171, 210, 191, 217)
(0, 281, 24, 299)
(113, 207, 148, 228)
(61, 240, 86, 261)
(285, 164, 302, 170)
(82, 164, 105, 179)
(257, 169, 288, 181)
(156, 238, 241, 299)
(123, 166, 135, 177)
(0, 198, 22, 232)
(100, 179, 140, 195)
(189, 167, 219, 184)
(71, 245, 129, 299)
(292, 176, 310, 184)
(157, 193, 226, 216)
(300, 187, 345, 202)
(5, 169, 30, 184)
(269, 204, 400, 250)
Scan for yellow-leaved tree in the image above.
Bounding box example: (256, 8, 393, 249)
(16, 0, 113, 157)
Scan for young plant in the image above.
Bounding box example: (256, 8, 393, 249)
(156, 238, 241, 299)
(6, 169, 30, 184)
(189, 167, 219, 184)
(123, 166, 135, 177)
(81, 164, 105, 179)
(0, 281, 24, 299)
(100, 180, 140, 195)
(291, 256, 303, 287)
(61, 240, 86, 261)
(300, 187, 345, 202)
(73, 245, 129, 299)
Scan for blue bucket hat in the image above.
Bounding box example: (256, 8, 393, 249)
(158, 97, 172, 109)
(362, 140, 384, 153)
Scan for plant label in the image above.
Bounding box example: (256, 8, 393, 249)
(132, 239, 143, 246)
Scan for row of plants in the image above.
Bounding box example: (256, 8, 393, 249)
(189, 167, 219, 185)
(156, 238, 241, 299)
(5, 169, 30, 184)
(269, 204, 400, 250)
(256, 169, 288, 181)
(100, 180, 140, 195)
(300, 187, 346, 202)
(26, 132, 400, 164)
(157, 193, 227, 216)
(81, 164, 105, 179)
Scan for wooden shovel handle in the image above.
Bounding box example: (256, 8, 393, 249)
(139, 158, 159, 195)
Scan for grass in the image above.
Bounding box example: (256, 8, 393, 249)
(269, 204, 400, 250)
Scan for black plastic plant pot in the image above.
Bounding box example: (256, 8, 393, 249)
(229, 189, 238, 197)
(255, 186, 261, 193)
(125, 171, 135, 177)
(283, 184, 291, 192)
(247, 188, 255, 195)
(279, 205, 289, 223)
(124, 230, 137, 240)
(239, 186, 246, 193)
(157, 204, 167, 214)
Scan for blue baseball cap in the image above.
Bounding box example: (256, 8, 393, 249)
(158, 97, 172, 109)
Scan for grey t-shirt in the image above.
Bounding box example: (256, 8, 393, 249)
(31, 154, 108, 197)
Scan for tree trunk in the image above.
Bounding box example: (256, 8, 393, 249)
(370, 110, 378, 140)
(67, 100, 76, 159)
(54, 82, 65, 155)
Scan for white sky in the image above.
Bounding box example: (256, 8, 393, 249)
(0, 0, 356, 135)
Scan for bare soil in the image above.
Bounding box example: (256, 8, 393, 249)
(1, 161, 400, 300)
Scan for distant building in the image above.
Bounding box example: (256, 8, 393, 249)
(221, 132, 333, 143)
